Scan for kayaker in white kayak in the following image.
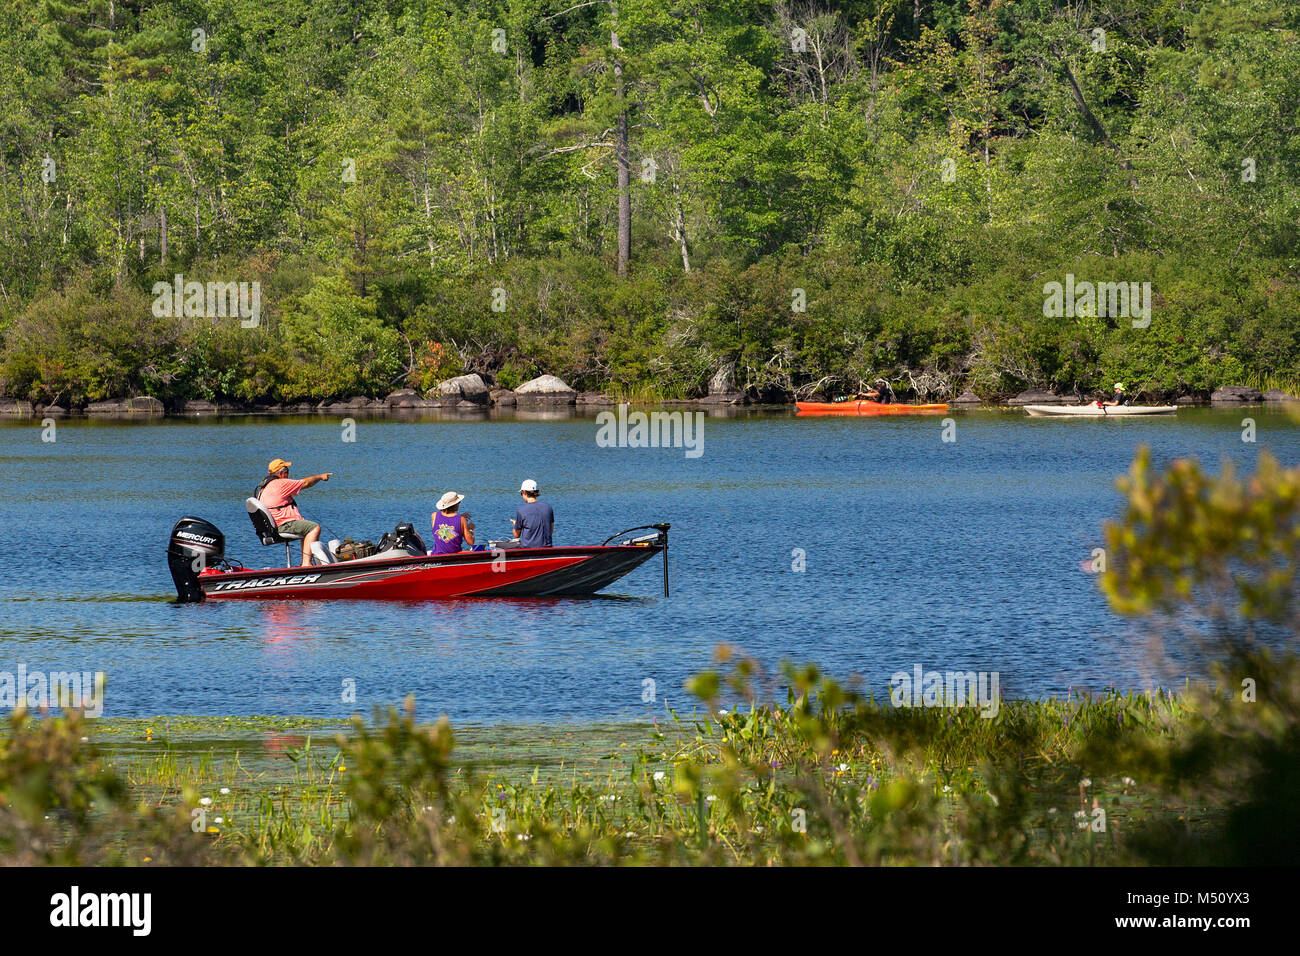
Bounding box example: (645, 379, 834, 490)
(1100, 383, 1129, 407)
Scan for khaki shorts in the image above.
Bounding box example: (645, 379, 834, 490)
(277, 519, 320, 537)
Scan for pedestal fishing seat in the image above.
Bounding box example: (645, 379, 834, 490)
(245, 497, 304, 567)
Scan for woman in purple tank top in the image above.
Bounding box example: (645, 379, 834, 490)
(430, 491, 475, 555)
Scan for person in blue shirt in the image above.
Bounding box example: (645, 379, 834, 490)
(512, 479, 554, 548)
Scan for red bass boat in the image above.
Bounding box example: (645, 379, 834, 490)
(167, 513, 669, 602)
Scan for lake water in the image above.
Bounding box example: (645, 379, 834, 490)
(1, 406, 1296, 721)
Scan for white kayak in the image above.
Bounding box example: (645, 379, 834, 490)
(1022, 404, 1177, 417)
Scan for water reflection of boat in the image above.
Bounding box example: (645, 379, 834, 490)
(795, 401, 949, 415)
(258, 601, 321, 644)
(167, 518, 669, 602)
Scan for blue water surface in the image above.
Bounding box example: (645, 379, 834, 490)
(1, 406, 1296, 720)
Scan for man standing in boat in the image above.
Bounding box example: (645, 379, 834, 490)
(256, 458, 332, 567)
(512, 479, 554, 548)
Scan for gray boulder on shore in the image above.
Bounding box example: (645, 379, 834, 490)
(433, 373, 490, 406)
(1210, 385, 1264, 403)
(1006, 388, 1068, 406)
(384, 388, 436, 408)
(1263, 389, 1300, 403)
(951, 389, 982, 405)
(86, 396, 164, 415)
(514, 374, 577, 406)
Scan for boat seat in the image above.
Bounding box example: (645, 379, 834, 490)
(245, 497, 303, 567)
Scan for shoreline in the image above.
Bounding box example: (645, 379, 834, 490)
(3, 395, 1295, 421)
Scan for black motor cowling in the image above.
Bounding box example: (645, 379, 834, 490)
(376, 521, 426, 556)
(167, 516, 225, 602)
(392, 521, 425, 554)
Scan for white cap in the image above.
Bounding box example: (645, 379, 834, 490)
(520, 479, 539, 492)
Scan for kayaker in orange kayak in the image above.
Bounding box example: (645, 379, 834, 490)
(831, 377, 895, 403)
(863, 378, 896, 403)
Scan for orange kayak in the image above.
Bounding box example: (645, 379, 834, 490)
(796, 401, 949, 416)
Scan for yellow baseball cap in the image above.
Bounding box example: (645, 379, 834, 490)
(268, 458, 292, 473)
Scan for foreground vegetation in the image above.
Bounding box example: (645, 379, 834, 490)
(0, 656, 1293, 865)
(3, 443, 1298, 865)
(2, 1, 1298, 405)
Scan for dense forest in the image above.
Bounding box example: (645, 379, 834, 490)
(0, 0, 1297, 406)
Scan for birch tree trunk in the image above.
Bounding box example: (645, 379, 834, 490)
(614, 57, 631, 277)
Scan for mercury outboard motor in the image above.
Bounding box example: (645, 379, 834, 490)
(167, 516, 225, 603)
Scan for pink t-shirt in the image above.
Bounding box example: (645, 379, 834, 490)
(260, 478, 306, 524)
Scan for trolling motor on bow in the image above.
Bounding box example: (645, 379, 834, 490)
(601, 523, 671, 597)
(167, 516, 225, 602)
